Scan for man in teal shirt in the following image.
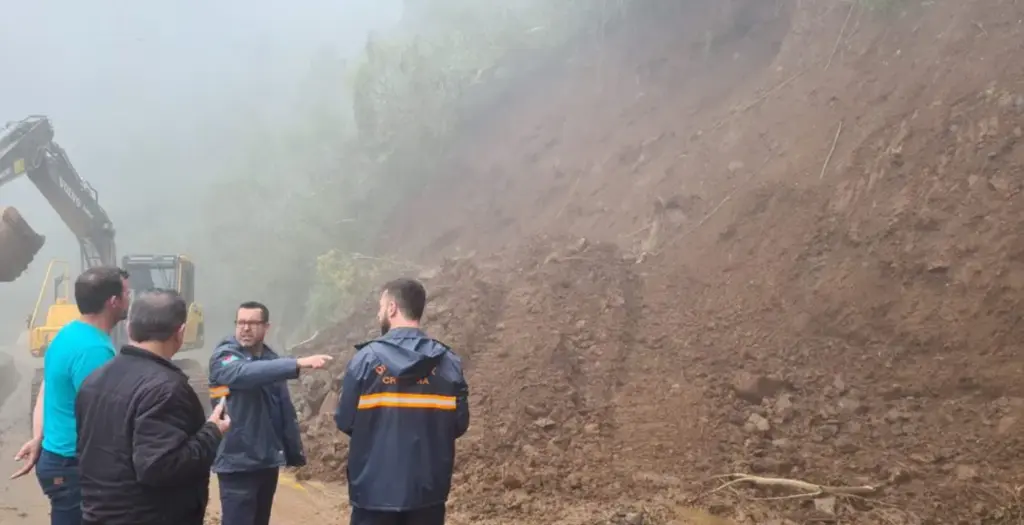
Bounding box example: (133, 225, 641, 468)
(10, 266, 130, 525)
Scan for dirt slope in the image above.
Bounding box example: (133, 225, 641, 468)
(294, 1, 1024, 523)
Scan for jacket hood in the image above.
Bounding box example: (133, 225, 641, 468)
(359, 327, 449, 379)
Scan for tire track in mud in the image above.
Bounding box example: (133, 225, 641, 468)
(294, 237, 658, 515)
(513, 240, 640, 422)
(442, 238, 648, 509)
(607, 262, 643, 406)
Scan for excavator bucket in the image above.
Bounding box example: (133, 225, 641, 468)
(0, 206, 45, 282)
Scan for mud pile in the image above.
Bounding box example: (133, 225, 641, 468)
(291, 237, 653, 522)
(293, 235, 1024, 525)
(288, 0, 1024, 523)
(291, 233, 1024, 524)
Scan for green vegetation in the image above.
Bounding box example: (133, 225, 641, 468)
(195, 0, 639, 343)
(303, 250, 421, 335)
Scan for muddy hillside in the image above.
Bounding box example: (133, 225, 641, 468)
(290, 1, 1024, 524)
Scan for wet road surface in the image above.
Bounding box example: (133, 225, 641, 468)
(0, 343, 346, 524)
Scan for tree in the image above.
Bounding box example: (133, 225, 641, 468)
(192, 0, 641, 341)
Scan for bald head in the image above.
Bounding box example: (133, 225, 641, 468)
(128, 289, 187, 343)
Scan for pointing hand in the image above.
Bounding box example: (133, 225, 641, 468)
(297, 355, 333, 370)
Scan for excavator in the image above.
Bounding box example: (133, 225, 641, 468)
(0, 115, 209, 418)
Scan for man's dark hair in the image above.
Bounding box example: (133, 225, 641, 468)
(382, 278, 427, 321)
(76, 267, 129, 315)
(237, 301, 270, 323)
(128, 289, 187, 343)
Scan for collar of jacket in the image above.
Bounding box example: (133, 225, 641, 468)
(120, 345, 186, 375)
(382, 327, 427, 339)
(223, 336, 279, 360)
(354, 326, 428, 350)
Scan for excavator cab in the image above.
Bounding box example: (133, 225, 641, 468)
(120, 254, 210, 414)
(120, 254, 205, 350)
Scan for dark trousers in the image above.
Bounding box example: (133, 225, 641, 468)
(350, 505, 446, 525)
(218, 468, 279, 525)
(35, 449, 82, 525)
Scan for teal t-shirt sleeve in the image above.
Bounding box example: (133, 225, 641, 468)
(71, 345, 116, 391)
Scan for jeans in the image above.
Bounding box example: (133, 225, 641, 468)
(218, 468, 279, 525)
(35, 449, 81, 525)
(350, 505, 446, 525)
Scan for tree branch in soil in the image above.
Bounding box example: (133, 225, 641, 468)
(679, 153, 775, 240)
(819, 120, 844, 180)
(709, 69, 807, 133)
(705, 473, 881, 500)
(825, 3, 856, 71)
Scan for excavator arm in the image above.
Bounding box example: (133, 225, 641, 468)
(0, 116, 116, 281)
(3, 116, 210, 421)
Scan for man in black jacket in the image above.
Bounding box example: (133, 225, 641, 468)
(76, 289, 231, 525)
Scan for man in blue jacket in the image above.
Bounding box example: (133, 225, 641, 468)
(336, 278, 470, 525)
(208, 301, 333, 525)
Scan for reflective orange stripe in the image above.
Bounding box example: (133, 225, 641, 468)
(357, 393, 456, 411)
(210, 386, 230, 399)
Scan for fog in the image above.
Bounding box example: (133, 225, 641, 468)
(0, 1, 402, 341)
(1, 0, 624, 349)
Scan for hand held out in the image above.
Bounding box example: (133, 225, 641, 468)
(209, 401, 231, 434)
(9, 438, 40, 479)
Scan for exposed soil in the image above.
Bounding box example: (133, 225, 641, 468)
(292, 1, 1024, 523)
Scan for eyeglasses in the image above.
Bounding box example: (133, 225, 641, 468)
(235, 320, 266, 327)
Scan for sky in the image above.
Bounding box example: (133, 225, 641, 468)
(0, 0, 403, 339)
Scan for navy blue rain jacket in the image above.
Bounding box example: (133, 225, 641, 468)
(335, 327, 470, 511)
(208, 337, 307, 474)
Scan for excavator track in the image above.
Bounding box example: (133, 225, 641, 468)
(0, 206, 44, 282)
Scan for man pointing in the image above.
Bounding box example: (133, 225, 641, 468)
(209, 301, 332, 525)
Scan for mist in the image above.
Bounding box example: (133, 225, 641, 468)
(1, 0, 629, 350)
(5, 1, 1024, 523)
(0, 1, 402, 340)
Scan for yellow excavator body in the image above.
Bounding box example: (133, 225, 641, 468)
(27, 256, 207, 356)
(120, 254, 205, 350)
(28, 300, 79, 356)
(26, 256, 209, 417)
(26, 260, 78, 357)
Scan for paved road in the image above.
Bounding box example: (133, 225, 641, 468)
(0, 343, 49, 523)
(0, 343, 346, 524)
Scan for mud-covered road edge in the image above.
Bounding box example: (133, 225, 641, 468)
(0, 352, 21, 427)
